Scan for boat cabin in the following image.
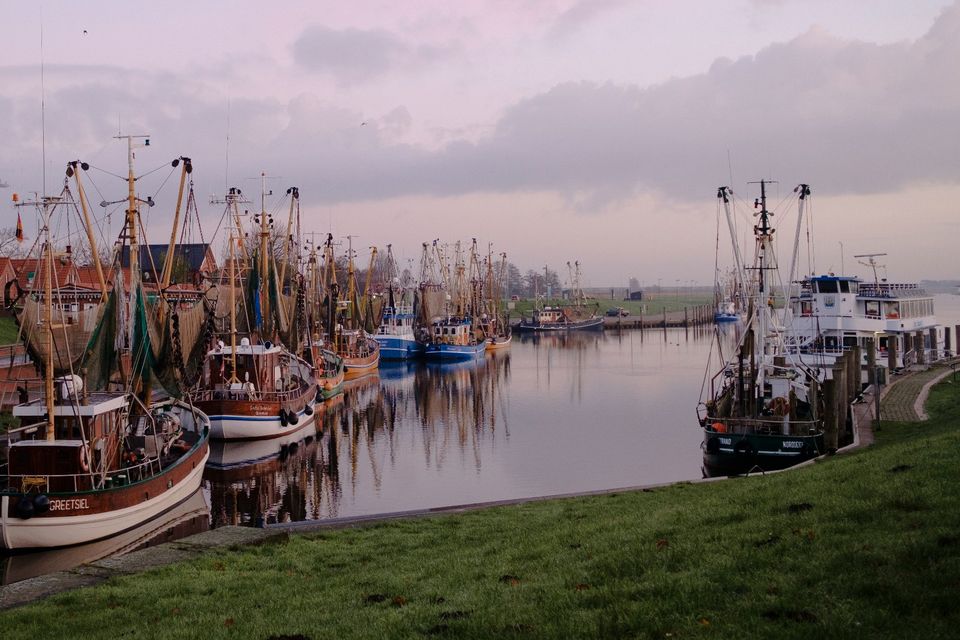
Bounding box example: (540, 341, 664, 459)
(432, 319, 472, 346)
(10, 389, 129, 492)
(204, 338, 286, 394)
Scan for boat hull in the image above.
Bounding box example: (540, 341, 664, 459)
(423, 342, 487, 361)
(485, 335, 512, 351)
(701, 429, 824, 477)
(196, 397, 316, 441)
(713, 313, 739, 323)
(514, 317, 603, 332)
(1, 428, 209, 550)
(374, 335, 424, 360)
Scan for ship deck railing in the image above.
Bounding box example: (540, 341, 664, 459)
(704, 416, 821, 437)
(194, 383, 313, 403)
(1, 443, 173, 493)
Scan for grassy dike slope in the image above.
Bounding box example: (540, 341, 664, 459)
(2, 383, 959, 639)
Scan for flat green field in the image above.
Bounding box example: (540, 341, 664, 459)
(1, 380, 958, 638)
(508, 293, 713, 320)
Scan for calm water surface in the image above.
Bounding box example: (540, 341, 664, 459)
(204, 325, 725, 527)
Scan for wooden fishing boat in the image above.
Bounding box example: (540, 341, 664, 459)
(1, 141, 210, 550)
(699, 181, 824, 476)
(339, 329, 381, 379)
(193, 339, 317, 441)
(2, 488, 208, 585)
(191, 178, 318, 440)
(515, 262, 601, 332)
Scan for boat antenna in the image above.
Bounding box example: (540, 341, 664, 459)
(40, 9, 47, 196)
(225, 96, 230, 191)
(854, 253, 887, 286)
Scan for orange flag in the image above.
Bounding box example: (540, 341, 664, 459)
(15, 211, 24, 242)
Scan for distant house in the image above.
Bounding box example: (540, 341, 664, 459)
(627, 290, 644, 301)
(120, 244, 217, 284)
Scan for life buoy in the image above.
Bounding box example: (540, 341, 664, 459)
(79, 447, 90, 473)
(769, 397, 790, 416)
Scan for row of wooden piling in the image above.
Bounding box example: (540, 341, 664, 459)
(603, 304, 714, 329)
(820, 325, 958, 452)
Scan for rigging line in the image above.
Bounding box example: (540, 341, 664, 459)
(85, 164, 127, 181)
(147, 164, 178, 200)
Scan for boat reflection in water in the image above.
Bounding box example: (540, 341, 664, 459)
(203, 353, 511, 526)
(1, 489, 209, 586)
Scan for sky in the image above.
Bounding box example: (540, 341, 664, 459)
(1, 0, 958, 287)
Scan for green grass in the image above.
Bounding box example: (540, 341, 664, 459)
(2, 383, 959, 638)
(508, 294, 713, 320)
(0, 316, 19, 345)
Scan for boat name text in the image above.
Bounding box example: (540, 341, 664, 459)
(782, 441, 803, 449)
(49, 498, 90, 511)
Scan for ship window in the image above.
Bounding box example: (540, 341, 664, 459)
(865, 301, 880, 317)
(839, 281, 851, 293)
(816, 280, 839, 293)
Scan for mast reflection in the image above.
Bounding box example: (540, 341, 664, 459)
(205, 353, 511, 526)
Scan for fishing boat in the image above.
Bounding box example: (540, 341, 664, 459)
(317, 236, 380, 378)
(481, 246, 512, 350)
(2, 488, 208, 585)
(192, 178, 317, 440)
(374, 245, 423, 360)
(1, 139, 210, 550)
(785, 254, 944, 375)
(421, 240, 487, 360)
(516, 261, 601, 332)
(698, 182, 825, 477)
(423, 315, 487, 361)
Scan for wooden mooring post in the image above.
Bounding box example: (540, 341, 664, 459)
(915, 330, 925, 364)
(823, 378, 837, 452)
(930, 327, 938, 360)
(888, 333, 898, 370)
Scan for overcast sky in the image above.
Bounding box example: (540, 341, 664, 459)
(1, 0, 957, 286)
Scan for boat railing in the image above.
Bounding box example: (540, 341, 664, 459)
(705, 417, 821, 437)
(1, 451, 169, 494)
(194, 382, 312, 403)
(858, 282, 924, 297)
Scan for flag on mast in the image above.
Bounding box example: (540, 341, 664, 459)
(15, 211, 24, 242)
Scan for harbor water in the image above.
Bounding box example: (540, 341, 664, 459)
(205, 325, 721, 527)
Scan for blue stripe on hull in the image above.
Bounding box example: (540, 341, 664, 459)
(423, 343, 486, 361)
(375, 336, 424, 360)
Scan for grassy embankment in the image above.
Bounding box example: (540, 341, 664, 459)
(508, 293, 713, 320)
(1, 381, 959, 638)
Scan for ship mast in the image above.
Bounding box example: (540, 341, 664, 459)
(258, 172, 270, 338)
(39, 197, 60, 440)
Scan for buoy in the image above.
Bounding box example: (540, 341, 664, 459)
(16, 496, 35, 519)
(304, 404, 314, 416)
(279, 410, 288, 427)
(711, 422, 727, 433)
(33, 494, 50, 514)
(288, 410, 298, 426)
